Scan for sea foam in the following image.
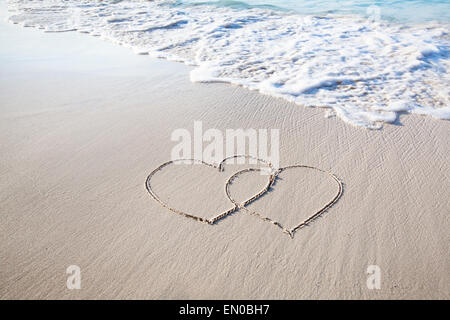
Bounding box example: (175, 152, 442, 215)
(6, 0, 450, 128)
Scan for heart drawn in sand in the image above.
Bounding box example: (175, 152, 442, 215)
(225, 165, 343, 238)
(146, 155, 343, 238)
(145, 155, 274, 225)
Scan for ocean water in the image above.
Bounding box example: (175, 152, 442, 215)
(184, 0, 450, 23)
(6, 0, 450, 128)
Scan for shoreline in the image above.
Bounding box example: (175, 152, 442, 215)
(6, 0, 450, 129)
(0, 6, 449, 299)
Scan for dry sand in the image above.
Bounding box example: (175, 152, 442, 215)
(0, 7, 449, 299)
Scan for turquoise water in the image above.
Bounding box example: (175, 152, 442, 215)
(183, 0, 450, 23)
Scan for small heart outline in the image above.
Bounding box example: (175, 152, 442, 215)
(225, 165, 343, 238)
(145, 155, 274, 225)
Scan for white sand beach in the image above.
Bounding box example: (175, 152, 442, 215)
(0, 4, 449, 299)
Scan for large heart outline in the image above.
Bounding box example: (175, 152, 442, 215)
(225, 165, 343, 238)
(145, 155, 274, 225)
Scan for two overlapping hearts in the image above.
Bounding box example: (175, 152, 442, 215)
(146, 155, 343, 238)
